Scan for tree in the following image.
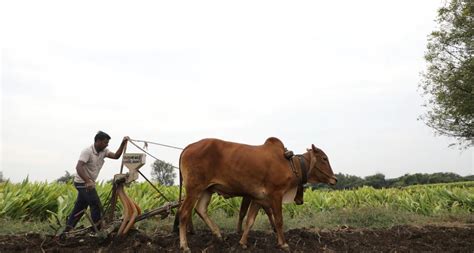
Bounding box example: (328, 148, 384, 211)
(311, 172, 472, 190)
(151, 159, 176, 186)
(0, 171, 4, 183)
(56, 171, 75, 183)
(364, 173, 387, 189)
(464, 175, 474, 181)
(332, 173, 365, 189)
(419, 0, 474, 147)
(428, 172, 463, 183)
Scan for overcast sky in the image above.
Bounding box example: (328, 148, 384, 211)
(1, 0, 472, 183)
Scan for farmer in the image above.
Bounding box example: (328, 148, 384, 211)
(63, 131, 128, 233)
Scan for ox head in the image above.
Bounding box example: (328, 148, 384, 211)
(306, 144, 337, 185)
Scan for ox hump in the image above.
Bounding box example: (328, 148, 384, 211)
(264, 137, 285, 149)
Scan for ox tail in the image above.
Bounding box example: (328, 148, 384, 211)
(173, 147, 185, 233)
(178, 151, 183, 203)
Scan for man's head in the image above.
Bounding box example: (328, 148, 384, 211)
(94, 131, 111, 152)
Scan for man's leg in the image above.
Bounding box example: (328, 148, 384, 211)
(65, 184, 88, 231)
(83, 187, 103, 229)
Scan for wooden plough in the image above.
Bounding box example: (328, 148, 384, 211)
(60, 138, 181, 238)
(99, 140, 181, 237)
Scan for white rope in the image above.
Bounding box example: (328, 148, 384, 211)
(129, 139, 184, 150)
(127, 139, 180, 169)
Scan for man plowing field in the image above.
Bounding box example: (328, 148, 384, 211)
(62, 131, 128, 234)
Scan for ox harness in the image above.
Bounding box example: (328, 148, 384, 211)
(285, 149, 308, 205)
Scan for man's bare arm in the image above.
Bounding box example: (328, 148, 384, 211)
(106, 136, 129, 159)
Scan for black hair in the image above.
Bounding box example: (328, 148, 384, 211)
(94, 131, 111, 142)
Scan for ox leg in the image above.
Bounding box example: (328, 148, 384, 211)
(271, 198, 289, 251)
(195, 190, 222, 240)
(173, 210, 195, 234)
(240, 198, 276, 233)
(262, 205, 276, 233)
(187, 215, 195, 234)
(179, 192, 200, 253)
(237, 197, 251, 234)
(239, 201, 260, 248)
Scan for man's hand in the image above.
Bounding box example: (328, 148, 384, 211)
(107, 136, 129, 159)
(122, 136, 130, 143)
(85, 180, 95, 191)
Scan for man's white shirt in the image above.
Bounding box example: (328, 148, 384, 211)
(74, 145, 111, 183)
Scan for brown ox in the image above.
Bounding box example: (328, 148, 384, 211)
(177, 137, 336, 252)
(237, 150, 332, 235)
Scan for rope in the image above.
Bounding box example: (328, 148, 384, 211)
(129, 139, 184, 150)
(127, 139, 180, 169)
(125, 138, 181, 201)
(137, 170, 171, 202)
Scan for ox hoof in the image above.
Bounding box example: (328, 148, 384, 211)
(278, 243, 290, 252)
(239, 241, 248, 249)
(181, 246, 191, 253)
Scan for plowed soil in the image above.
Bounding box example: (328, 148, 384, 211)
(0, 225, 473, 252)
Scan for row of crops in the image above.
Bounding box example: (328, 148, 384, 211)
(0, 180, 473, 222)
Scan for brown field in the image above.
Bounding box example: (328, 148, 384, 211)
(1, 224, 473, 252)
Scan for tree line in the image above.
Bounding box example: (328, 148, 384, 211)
(313, 172, 474, 190)
(2, 168, 472, 190)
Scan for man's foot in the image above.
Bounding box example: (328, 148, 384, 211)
(54, 225, 73, 240)
(57, 232, 67, 241)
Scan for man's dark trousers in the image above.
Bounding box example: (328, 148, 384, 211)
(65, 182, 102, 229)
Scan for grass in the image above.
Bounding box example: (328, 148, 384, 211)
(203, 208, 474, 231)
(2, 181, 472, 221)
(1, 181, 472, 235)
(0, 217, 55, 235)
(1, 207, 472, 236)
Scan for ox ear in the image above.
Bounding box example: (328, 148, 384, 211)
(311, 144, 317, 152)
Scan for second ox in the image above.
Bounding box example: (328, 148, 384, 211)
(176, 137, 337, 252)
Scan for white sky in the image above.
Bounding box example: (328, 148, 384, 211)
(1, 0, 472, 183)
